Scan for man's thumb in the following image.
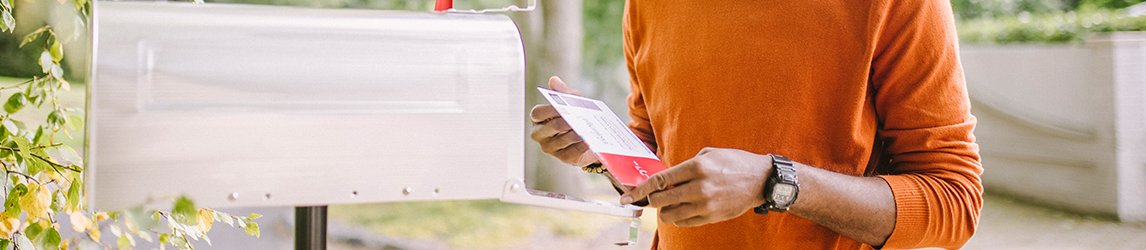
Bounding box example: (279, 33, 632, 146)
(548, 76, 583, 96)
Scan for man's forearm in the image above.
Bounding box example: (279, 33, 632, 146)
(787, 162, 897, 246)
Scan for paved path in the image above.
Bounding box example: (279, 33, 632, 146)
(961, 194, 1146, 249)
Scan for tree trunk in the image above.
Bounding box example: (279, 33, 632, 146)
(515, 0, 587, 195)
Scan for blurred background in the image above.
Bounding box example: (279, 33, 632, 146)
(3, 0, 1146, 249)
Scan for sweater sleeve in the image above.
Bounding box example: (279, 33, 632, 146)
(869, 0, 983, 249)
(622, 1, 657, 148)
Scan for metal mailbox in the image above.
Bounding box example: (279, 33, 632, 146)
(87, 1, 639, 218)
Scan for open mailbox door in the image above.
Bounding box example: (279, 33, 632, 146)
(88, 1, 640, 218)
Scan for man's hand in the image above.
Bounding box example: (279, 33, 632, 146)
(619, 147, 773, 227)
(530, 76, 599, 166)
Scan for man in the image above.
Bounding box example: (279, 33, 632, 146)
(530, 0, 981, 249)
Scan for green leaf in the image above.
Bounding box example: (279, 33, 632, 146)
(50, 190, 65, 212)
(50, 63, 64, 79)
(244, 222, 260, 238)
(173, 196, 197, 225)
(159, 233, 169, 244)
(3, 92, 26, 114)
(66, 114, 83, 132)
(19, 26, 48, 47)
(4, 183, 26, 216)
(26, 156, 45, 176)
(32, 126, 44, 145)
(124, 206, 158, 234)
(24, 221, 43, 240)
(2, 118, 17, 137)
(0, 239, 9, 250)
(1, 10, 13, 32)
(117, 234, 129, 249)
(50, 41, 63, 62)
(58, 145, 83, 165)
(14, 233, 33, 250)
(247, 213, 262, 220)
(73, 0, 86, 11)
(38, 227, 61, 250)
(40, 51, 52, 73)
(216, 211, 234, 226)
(11, 136, 30, 165)
(66, 176, 81, 210)
(10, 119, 25, 130)
(48, 110, 64, 130)
(171, 234, 190, 249)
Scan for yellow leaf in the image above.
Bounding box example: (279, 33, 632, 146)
(95, 211, 109, 221)
(60, 239, 70, 250)
(197, 209, 214, 233)
(124, 214, 139, 234)
(88, 222, 101, 243)
(44, 171, 63, 184)
(69, 211, 92, 232)
(19, 183, 51, 221)
(0, 212, 20, 238)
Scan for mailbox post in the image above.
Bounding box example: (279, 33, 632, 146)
(88, 2, 640, 249)
(295, 206, 327, 250)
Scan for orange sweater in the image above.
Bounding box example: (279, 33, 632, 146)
(622, 0, 982, 249)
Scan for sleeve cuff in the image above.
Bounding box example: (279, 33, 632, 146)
(879, 174, 931, 249)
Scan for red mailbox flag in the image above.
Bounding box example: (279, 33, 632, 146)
(434, 0, 452, 11)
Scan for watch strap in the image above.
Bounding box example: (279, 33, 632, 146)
(754, 154, 799, 214)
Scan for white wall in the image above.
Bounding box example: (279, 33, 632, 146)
(962, 32, 1146, 221)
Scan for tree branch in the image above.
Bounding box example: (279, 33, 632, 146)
(31, 153, 81, 172)
(1, 161, 42, 186)
(0, 144, 82, 172)
(0, 78, 34, 90)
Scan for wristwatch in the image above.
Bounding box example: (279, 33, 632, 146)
(754, 154, 799, 214)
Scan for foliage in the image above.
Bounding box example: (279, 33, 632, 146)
(959, 9, 1146, 44)
(0, 0, 259, 249)
(581, 0, 624, 74)
(953, 0, 1146, 43)
(1080, 0, 1146, 9)
(952, 0, 1074, 21)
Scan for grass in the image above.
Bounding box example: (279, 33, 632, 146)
(329, 175, 658, 249)
(330, 199, 627, 249)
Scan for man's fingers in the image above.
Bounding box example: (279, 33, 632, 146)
(620, 162, 696, 205)
(548, 76, 583, 96)
(530, 104, 561, 123)
(530, 117, 572, 142)
(540, 131, 584, 154)
(658, 203, 704, 226)
(673, 215, 711, 228)
(645, 182, 701, 208)
(552, 142, 591, 162)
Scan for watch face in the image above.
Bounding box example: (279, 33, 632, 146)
(772, 184, 796, 204)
